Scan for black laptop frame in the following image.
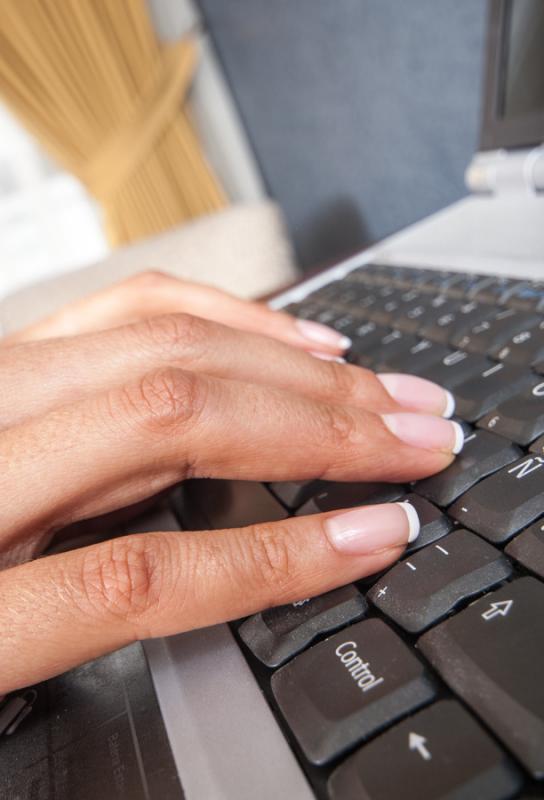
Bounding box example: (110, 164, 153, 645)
(481, 0, 544, 151)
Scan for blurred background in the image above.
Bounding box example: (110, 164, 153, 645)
(0, 0, 487, 303)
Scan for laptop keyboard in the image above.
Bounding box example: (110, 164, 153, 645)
(178, 263, 544, 799)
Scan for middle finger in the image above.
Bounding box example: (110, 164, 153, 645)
(0, 366, 460, 564)
(0, 313, 453, 428)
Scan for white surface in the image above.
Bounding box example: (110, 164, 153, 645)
(0, 106, 109, 302)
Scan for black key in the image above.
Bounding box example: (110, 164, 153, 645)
(508, 281, 544, 311)
(414, 430, 521, 507)
(296, 482, 404, 516)
(418, 350, 492, 391)
(327, 286, 367, 310)
(354, 329, 418, 368)
(271, 619, 435, 764)
(445, 274, 494, 299)
(328, 700, 522, 800)
(491, 319, 544, 365)
(267, 480, 326, 510)
(505, 520, 544, 580)
(530, 434, 544, 456)
(474, 276, 529, 305)
(368, 529, 512, 633)
(328, 312, 365, 337)
(379, 339, 450, 375)
(419, 271, 470, 293)
(312, 307, 351, 328)
(238, 585, 367, 668)
(400, 494, 453, 554)
(453, 308, 540, 355)
(478, 378, 544, 445)
(287, 303, 323, 320)
(364, 291, 406, 325)
(422, 301, 494, 345)
(419, 577, 544, 778)
(390, 295, 449, 334)
(450, 454, 544, 543)
(348, 321, 389, 358)
(454, 362, 533, 422)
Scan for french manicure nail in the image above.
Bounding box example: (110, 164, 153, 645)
(377, 373, 455, 418)
(295, 319, 351, 350)
(325, 502, 420, 555)
(381, 412, 464, 454)
(310, 351, 347, 363)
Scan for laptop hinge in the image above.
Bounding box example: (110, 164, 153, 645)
(465, 145, 544, 195)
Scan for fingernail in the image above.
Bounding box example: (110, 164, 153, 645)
(377, 373, 455, 418)
(325, 502, 420, 555)
(295, 319, 351, 350)
(381, 412, 464, 454)
(310, 351, 346, 363)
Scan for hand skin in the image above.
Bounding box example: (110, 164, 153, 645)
(0, 274, 457, 694)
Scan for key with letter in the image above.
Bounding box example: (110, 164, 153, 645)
(478, 379, 544, 445)
(454, 362, 533, 422)
(449, 454, 544, 543)
(368, 529, 512, 633)
(238, 585, 367, 668)
(414, 430, 521, 507)
(378, 339, 450, 375)
(453, 308, 539, 355)
(328, 700, 522, 800)
(418, 350, 492, 391)
(271, 619, 435, 764)
(491, 319, 544, 366)
(419, 578, 544, 778)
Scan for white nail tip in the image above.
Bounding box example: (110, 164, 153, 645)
(452, 421, 465, 455)
(442, 390, 456, 419)
(338, 335, 352, 350)
(310, 351, 347, 363)
(397, 502, 421, 543)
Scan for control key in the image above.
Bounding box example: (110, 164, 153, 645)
(272, 619, 435, 764)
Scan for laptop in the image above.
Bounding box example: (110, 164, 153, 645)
(1, 1, 543, 797)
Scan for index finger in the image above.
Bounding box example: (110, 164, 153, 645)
(3, 271, 350, 355)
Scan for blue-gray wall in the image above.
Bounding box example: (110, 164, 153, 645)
(198, 1, 488, 269)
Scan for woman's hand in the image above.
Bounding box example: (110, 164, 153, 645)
(0, 297, 461, 694)
(2, 270, 351, 356)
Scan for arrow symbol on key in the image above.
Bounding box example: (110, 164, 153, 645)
(409, 732, 431, 761)
(481, 600, 513, 621)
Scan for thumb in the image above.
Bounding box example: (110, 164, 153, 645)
(0, 502, 418, 693)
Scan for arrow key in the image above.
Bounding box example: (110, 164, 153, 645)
(328, 700, 522, 800)
(419, 578, 544, 778)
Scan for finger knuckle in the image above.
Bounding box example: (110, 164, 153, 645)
(325, 362, 360, 403)
(320, 403, 358, 448)
(76, 535, 166, 622)
(140, 313, 207, 359)
(243, 524, 296, 602)
(123, 368, 205, 433)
